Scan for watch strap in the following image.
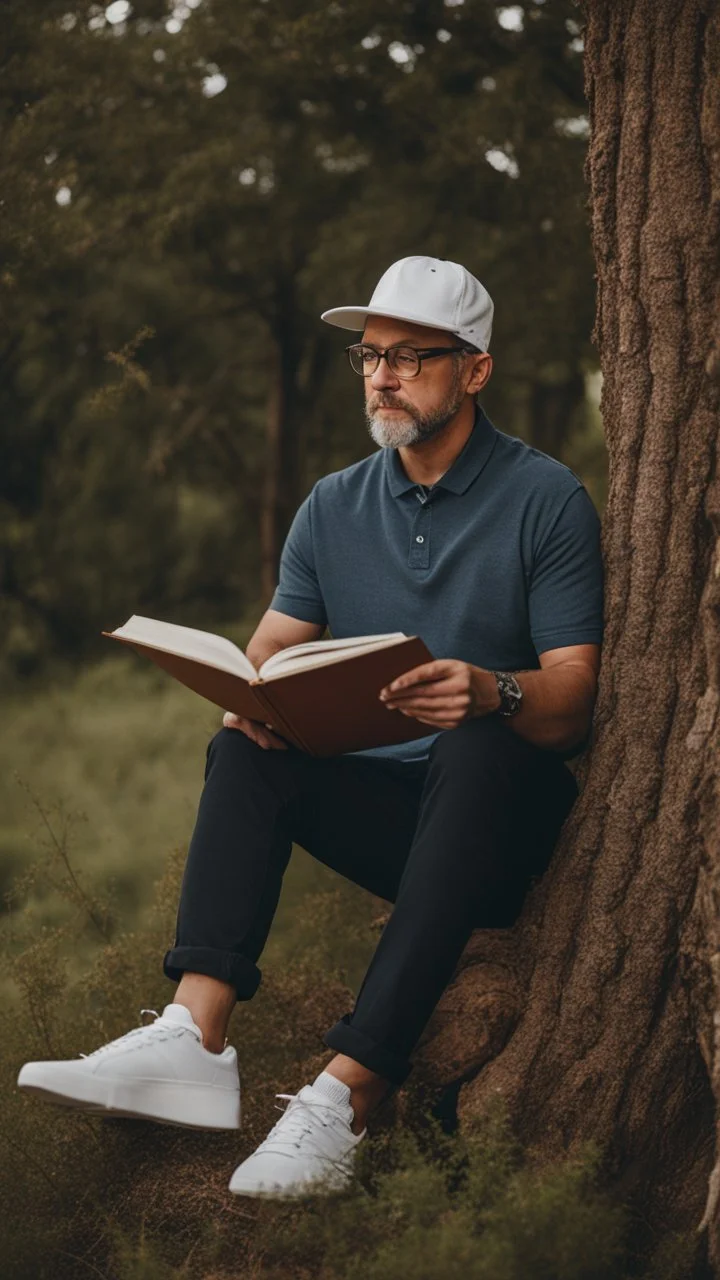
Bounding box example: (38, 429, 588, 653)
(491, 670, 523, 717)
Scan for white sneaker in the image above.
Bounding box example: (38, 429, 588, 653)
(228, 1070, 365, 1199)
(16, 1003, 241, 1130)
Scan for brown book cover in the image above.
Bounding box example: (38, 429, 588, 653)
(101, 626, 436, 757)
(250, 635, 435, 755)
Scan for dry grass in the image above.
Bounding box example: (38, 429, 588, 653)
(0, 658, 701, 1279)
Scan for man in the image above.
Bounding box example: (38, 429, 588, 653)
(17, 256, 604, 1200)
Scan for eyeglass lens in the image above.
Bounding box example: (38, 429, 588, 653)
(349, 346, 421, 377)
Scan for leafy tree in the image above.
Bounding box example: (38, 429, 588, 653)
(1, 0, 597, 674)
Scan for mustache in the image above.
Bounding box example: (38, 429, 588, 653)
(367, 394, 413, 412)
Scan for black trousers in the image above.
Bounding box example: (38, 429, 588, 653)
(163, 716, 579, 1087)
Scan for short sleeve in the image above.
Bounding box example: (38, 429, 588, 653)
(269, 489, 328, 625)
(529, 485, 604, 656)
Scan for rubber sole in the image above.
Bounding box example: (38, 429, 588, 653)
(228, 1179, 350, 1200)
(17, 1065, 241, 1130)
(229, 1162, 355, 1199)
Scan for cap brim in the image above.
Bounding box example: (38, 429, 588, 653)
(320, 304, 459, 335)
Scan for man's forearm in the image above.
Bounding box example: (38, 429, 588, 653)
(246, 638, 287, 676)
(476, 662, 597, 753)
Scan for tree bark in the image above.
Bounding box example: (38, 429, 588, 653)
(413, 1, 720, 1268)
(259, 281, 303, 608)
(259, 287, 338, 609)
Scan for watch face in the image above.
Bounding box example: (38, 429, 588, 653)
(497, 673, 522, 715)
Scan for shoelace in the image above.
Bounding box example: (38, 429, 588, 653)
(78, 1009, 196, 1059)
(256, 1091, 352, 1157)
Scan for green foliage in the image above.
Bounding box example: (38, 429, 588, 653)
(1, 0, 604, 681)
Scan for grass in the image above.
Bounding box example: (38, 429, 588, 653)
(1, 855, 699, 1280)
(0, 642, 703, 1279)
(0, 642, 380, 996)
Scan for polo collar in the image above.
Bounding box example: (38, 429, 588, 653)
(385, 406, 497, 498)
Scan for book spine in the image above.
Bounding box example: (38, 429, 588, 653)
(249, 681, 315, 755)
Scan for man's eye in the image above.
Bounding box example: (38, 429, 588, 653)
(361, 349, 378, 363)
(395, 352, 416, 366)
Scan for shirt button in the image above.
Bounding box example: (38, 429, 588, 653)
(415, 535, 424, 543)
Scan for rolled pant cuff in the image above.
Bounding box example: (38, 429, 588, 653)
(163, 945, 261, 999)
(323, 1013, 412, 1088)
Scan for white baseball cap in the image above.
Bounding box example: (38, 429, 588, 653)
(321, 255, 494, 352)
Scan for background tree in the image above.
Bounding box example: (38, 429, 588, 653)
(0, 0, 602, 679)
(412, 1, 720, 1272)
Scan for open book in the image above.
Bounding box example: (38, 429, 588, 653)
(101, 615, 436, 756)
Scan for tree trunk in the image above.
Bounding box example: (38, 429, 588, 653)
(527, 370, 587, 463)
(259, 286, 337, 609)
(414, 1, 720, 1268)
(259, 287, 303, 608)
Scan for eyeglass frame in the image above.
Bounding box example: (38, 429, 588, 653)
(344, 341, 476, 379)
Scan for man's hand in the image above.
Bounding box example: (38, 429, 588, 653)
(378, 660, 500, 730)
(222, 711, 289, 750)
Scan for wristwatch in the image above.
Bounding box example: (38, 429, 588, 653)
(490, 670, 523, 717)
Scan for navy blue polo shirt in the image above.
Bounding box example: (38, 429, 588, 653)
(269, 406, 604, 764)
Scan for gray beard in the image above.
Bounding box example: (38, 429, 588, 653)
(365, 367, 466, 449)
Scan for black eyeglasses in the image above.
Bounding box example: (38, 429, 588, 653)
(345, 343, 471, 379)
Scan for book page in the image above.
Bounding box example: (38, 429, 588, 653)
(259, 633, 408, 679)
(109, 616, 257, 680)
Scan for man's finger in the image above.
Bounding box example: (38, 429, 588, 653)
(386, 661, 450, 693)
(386, 698, 434, 712)
(385, 682, 451, 704)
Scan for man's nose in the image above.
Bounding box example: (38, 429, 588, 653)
(369, 354, 400, 392)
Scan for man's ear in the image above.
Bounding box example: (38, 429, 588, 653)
(466, 353, 492, 396)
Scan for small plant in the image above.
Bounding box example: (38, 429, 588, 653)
(0, 795, 699, 1280)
